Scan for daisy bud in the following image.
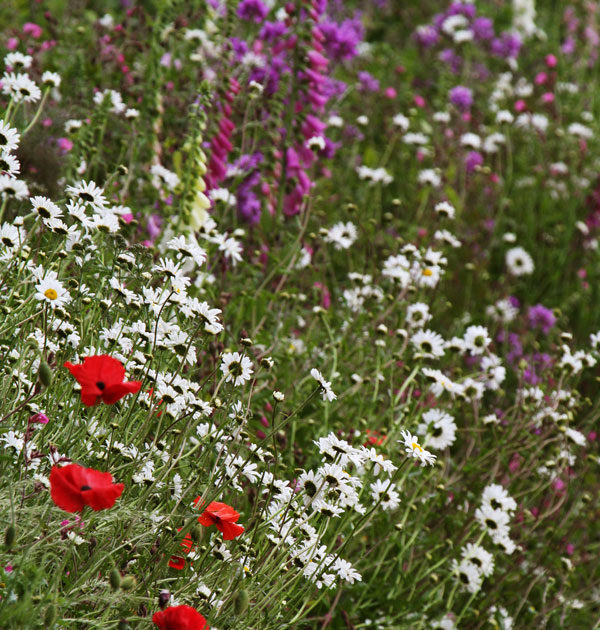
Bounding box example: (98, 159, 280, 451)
(4, 524, 15, 549)
(109, 568, 121, 591)
(121, 576, 137, 591)
(233, 589, 250, 615)
(582, 492, 592, 504)
(38, 361, 53, 388)
(117, 164, 128, 175)
(240, 337, 253, 347)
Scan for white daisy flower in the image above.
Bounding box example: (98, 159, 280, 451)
(451, 558, 483, 594)
(463, 325, 491, 355)
(417, 409, 456, 450)
(0, 121, 20, 153)
(65, 180, 107, 210)
(41, 71, 61, 88)
(30, 196, 62, 220)
(0, 152, 20, 178)
(310, 368, 337, 402)
(1, 72, 41, 103)
(399, 429, 437, 466)
(220, 351, 253, 386)
(505, 246, 534, 276)
(461, 542, 495, 577)
(411, 329, 445, 359)
(4, 52, 32, 70)
(326, 222, 358, 250)
(35, 272, 71, 309)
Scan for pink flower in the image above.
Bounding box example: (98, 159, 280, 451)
(542, 92, 555, 103)
(514, 99, 527, 112)
(57, 138, 73, 153)
(384, 87, 397, 99)
(23, 22, 43, 38)
(545, 53, 558, 67)
(7, 37, 18, 51)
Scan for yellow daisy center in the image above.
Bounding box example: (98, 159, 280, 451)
(44, 288, 58, 300)
(412, 442, 423, 453)
(422, 268, 433, 277)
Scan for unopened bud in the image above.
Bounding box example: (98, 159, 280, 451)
(38, 361, 53, 388)
(233, 589, 250, 615)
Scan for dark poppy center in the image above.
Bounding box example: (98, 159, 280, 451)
(80, 485, 92, 491)
(96, 381, 105, 390)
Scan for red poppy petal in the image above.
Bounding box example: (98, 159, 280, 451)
(80, 390, 100, 406)
(210, 504, 240, 522)
(82, 483, 124, 510)
(152, 606, 208, 630)
(217, 521, 244, 541)
(101, 380, 142, 405)
(168, 556, 186, 570)
(197, 513, 216, 527)
(50, 465, 86, 512)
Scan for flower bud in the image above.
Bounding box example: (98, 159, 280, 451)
(4, 524, 15, 549)
(38, 361, 53, 388)
(120, 576, 137, 591)
(109, 568, 121, 591)
(233, 589, 250, 615)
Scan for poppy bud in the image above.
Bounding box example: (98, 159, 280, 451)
(233, 589, 250, 615)
(121, 576, 137, 591)
(4, 524, 15, 549)
(190, 526, 203, 543)
(38, 361, 53, 388)
(109, 568, 121, 591)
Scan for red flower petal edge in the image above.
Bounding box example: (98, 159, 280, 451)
(49, 464, 124, 512)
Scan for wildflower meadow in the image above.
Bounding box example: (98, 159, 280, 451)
(1, 0, 600, 628)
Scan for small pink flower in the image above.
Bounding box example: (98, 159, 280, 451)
(384, 87, 397, 99)
(23, 22, 43, 38)
(260, 415, 269, 428)
(535, 72, 547, 85)
(515, 99, 527, 112)
(552, 478, 566, 492)
(545, 53, 558, 67)
(566, 542, 575, 555)
(57, 138, 73, 153)
(42, 118, 53, 127)
(7, 37, 18, 51)
(5, 564, 13, 573)
(413, 95, 426, 108)
(542, 92, 555, 104)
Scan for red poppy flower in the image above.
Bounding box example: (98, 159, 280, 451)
(152, 605, 209, 630)
(64, 355, 142, 406)
(196, 500, 244, 541)
(49, 464, 124, 512)
(168, 529, 194, 570)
